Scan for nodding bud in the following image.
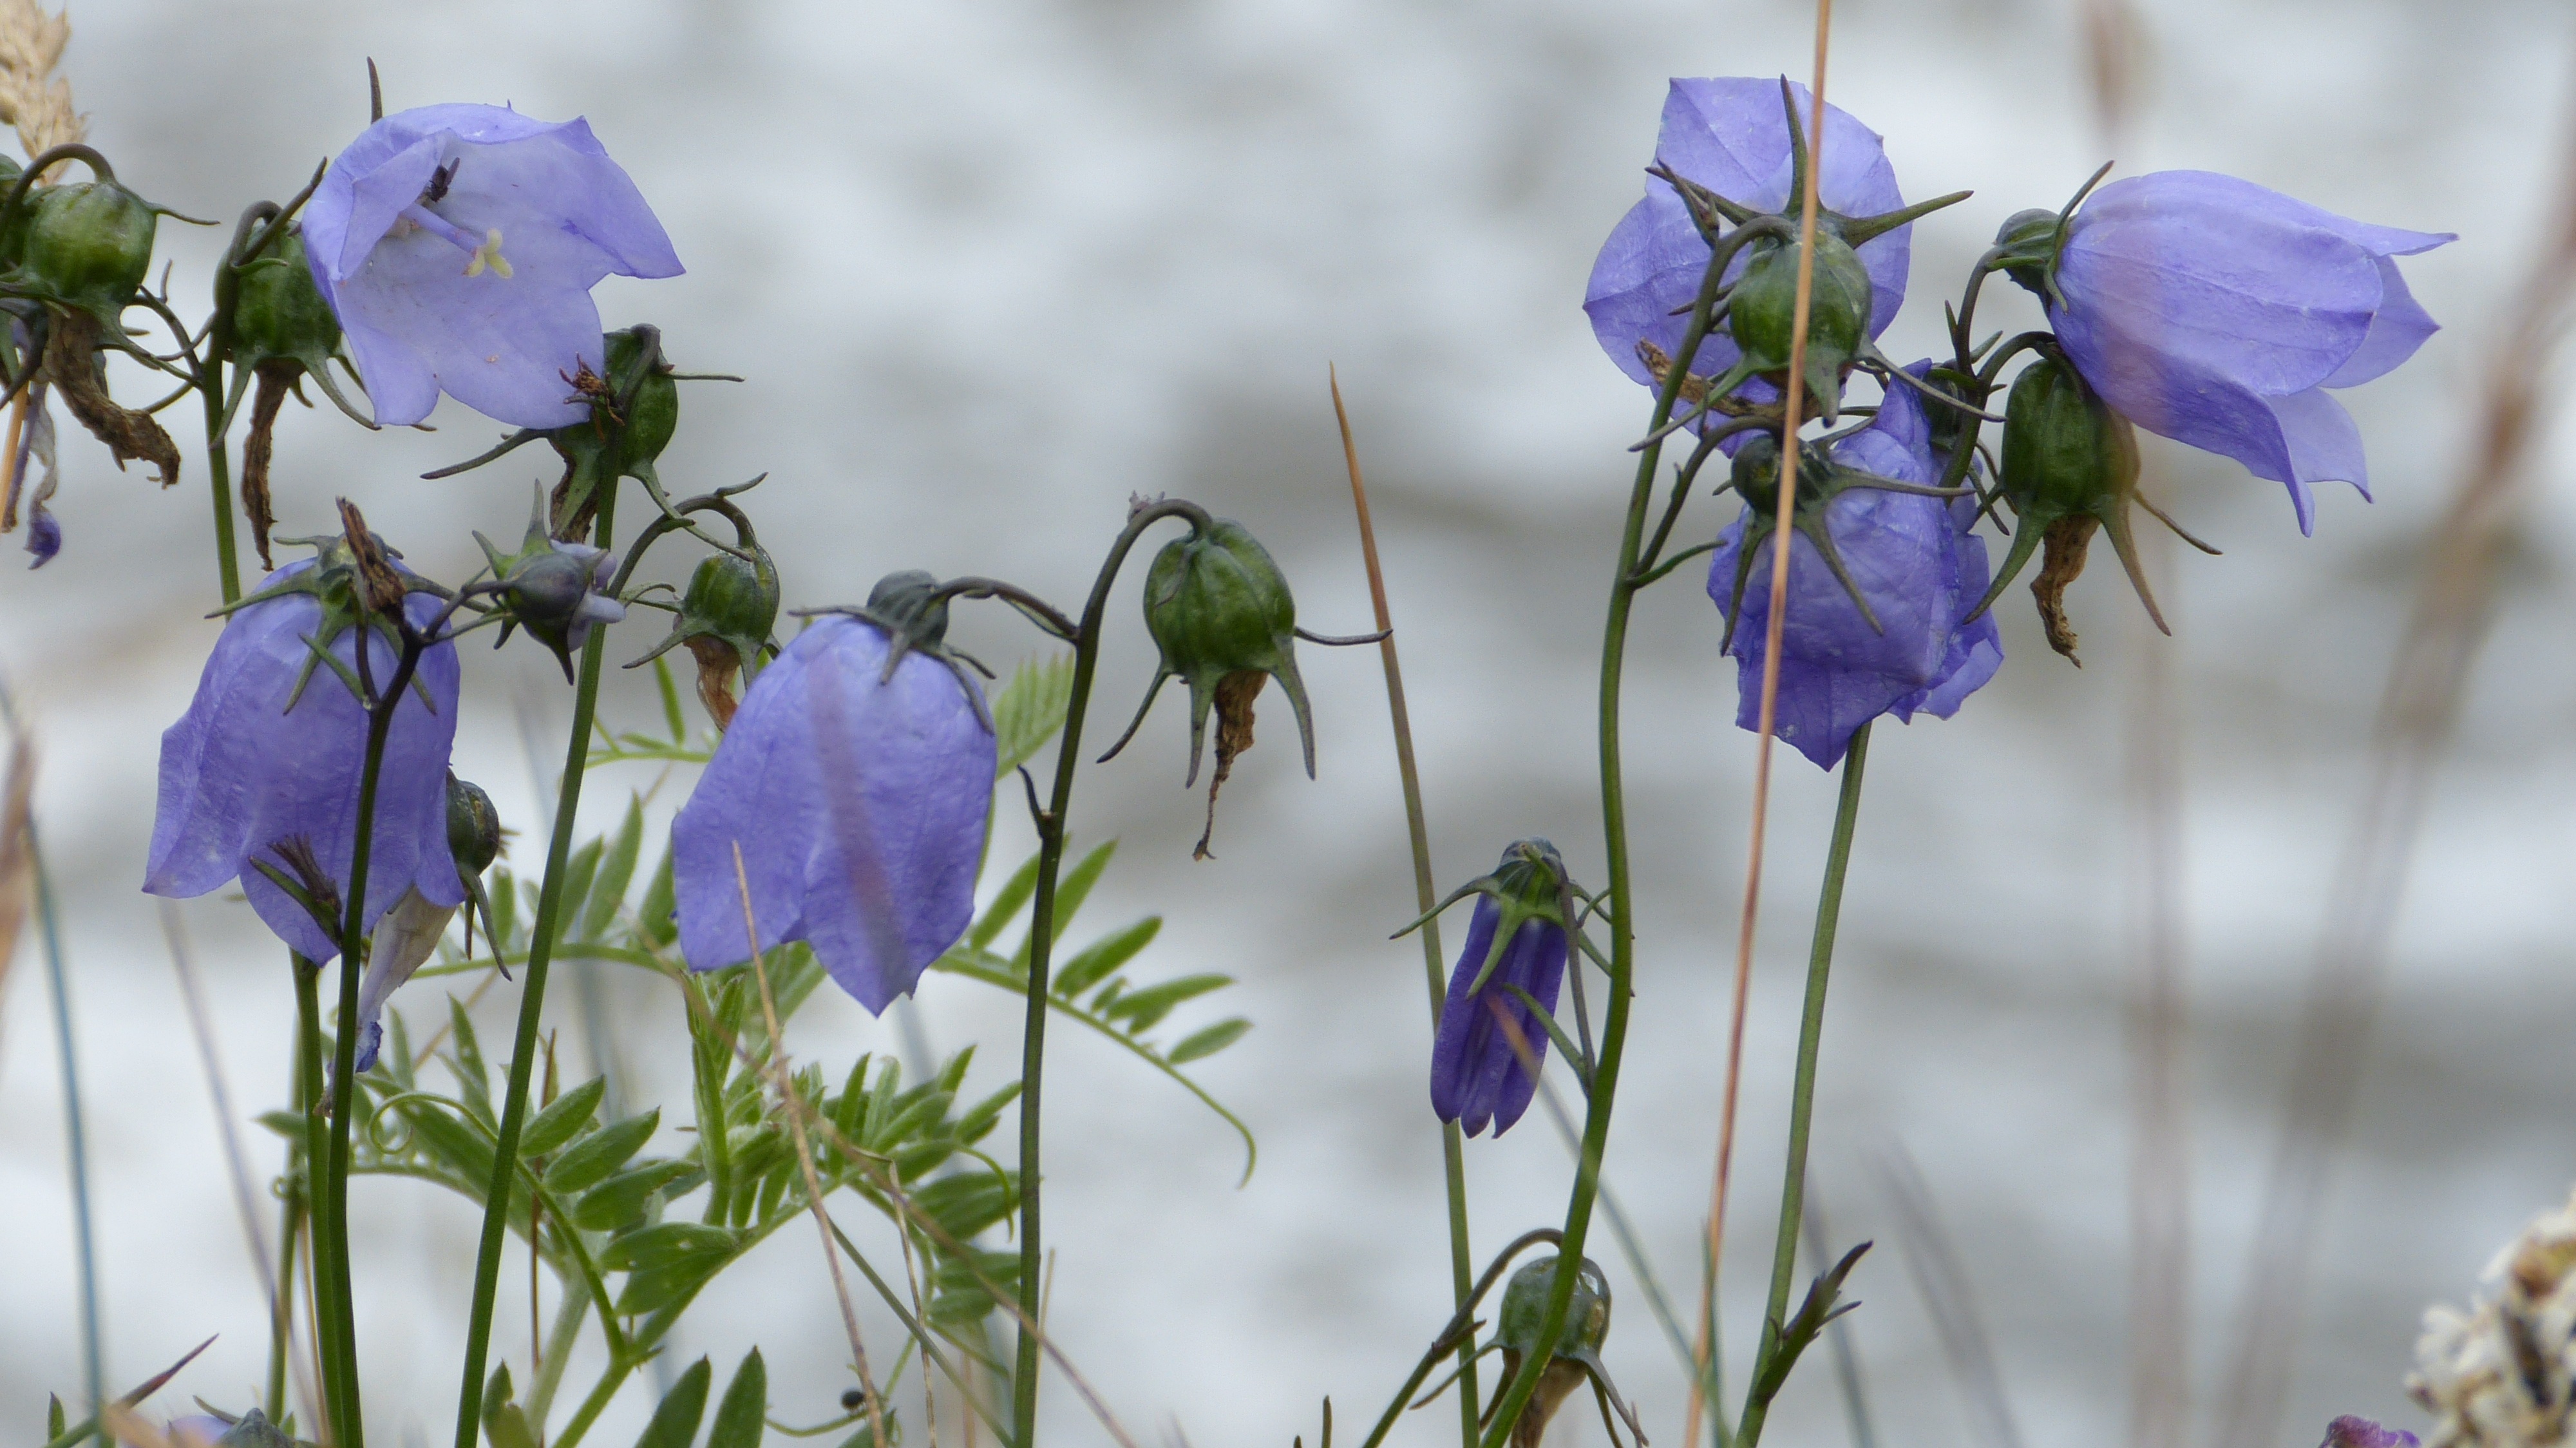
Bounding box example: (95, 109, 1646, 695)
(477, 486, 625, 681)
(15, 175, 156, 326)
(447, 774, 502, 877)
(1721, 230, 1875, 422)
(629, 544, 781, 729)
(1493, 1255, 1616, 1448)
(1101, 517, 1315, 859)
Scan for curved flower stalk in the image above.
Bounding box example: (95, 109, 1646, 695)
(143, 553, 462, 962)
(2002, 169, 2453, 533)
(671, 593, 997, 1011)
(303, 103, 681, 429)
(1707, 378, 2003, 769)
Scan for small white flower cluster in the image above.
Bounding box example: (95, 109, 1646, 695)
(2411, 1188, 2576, 1446)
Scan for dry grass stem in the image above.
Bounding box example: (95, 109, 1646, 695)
(1692, 6, 1835, 1446)
(0, 736, 34, 1013)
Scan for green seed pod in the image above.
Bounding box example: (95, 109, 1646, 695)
(1492, 1255, 1616, 1448)
(448, 774, 504, 877)
(1103, 516, 1315, 859)
(15, 178, 156, 323)
(229, 227, 341, 373)
(1721, 230, 1875, 422)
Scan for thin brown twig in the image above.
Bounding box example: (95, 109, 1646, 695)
(2213, 48, 2576, 1448)
(1692, 8, 1835, 1447)
(732, 842, 890, 1448)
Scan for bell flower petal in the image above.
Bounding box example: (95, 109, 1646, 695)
(1428, 893, 1568, 1139)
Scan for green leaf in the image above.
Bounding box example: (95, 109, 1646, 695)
(48, 1395, 64, 1441)
(1053, 917, 1160, 999)
(1166, 1018, 1252, 1064)
(638, 845, 679, 948)
(1010, 840, 1115, 973)
(521, 1076, 607, 1160)
(582, 797, 647, 943)
(544, 1109, 661, 1195)
(600, 1221, 736, 1273)
(398, 1097, 495, 1186)
(954, 1080, 1023, 1145)
(756, 944, 826, 1033)
(448, 996, 490, 1114)
(257, 1109, 305, 1141)
(706, 1349, 768, 1448)
(571, 1159, 695, 1232)
(992, 652, 1075, 776)
(484, 1366, 539, 1448)
(967, 853, 1041, 952)
(656, 654, 688, 743)
(632, 1357, 712, 1448)
(1104, 973, 1233, 1033)
(914, 1172, 1018, 1239)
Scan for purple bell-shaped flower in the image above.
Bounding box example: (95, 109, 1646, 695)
(303, 103, 683, 430)
(670, 574, 996, 1012)
(144, 548, 463, 962)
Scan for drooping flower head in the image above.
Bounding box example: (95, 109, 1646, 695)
(1998, 169, 2453, 534)
(670, 573, 997, 1012)
(1414, 839, 1576, 1138)
(1586, 79, 1955, 424)
(145, 541, 463, 963)
(1707, 372, 2003, 770)
(303, 103, 683, 430)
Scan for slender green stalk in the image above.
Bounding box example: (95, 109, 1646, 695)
(1012, 499, 1212, 1448)
(269, 1083, 307, 1422)
(1470, 173, 1756, 1448)
(200, 357, 241, 605)
(1329, 370, 1480, 1446)
(31, 819, 104, 1442)
(548, 1353, 636, 1448)
(1734, 723, 1869, 1448)
(452, 481, 620, 1448)
(293, 955, 341, 1440)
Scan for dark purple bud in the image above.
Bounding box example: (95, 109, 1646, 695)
(2321, 1416, 2418, 1448)
(669, 613, 996, 1012)
(1425, 841, 1574, 1138)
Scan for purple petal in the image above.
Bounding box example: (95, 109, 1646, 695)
(2323, 256, 2441, 388)
(332, 232, 609, 429)
(1428, 899, 1567, 1137)
(2321, 1416, 2420, 1448)
(672, 618, 995, 1013)
(146, 566, 462, 962)
(2059, 173, 2385, 397)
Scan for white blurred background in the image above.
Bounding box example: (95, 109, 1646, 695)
(1, 1, 2570, 1446)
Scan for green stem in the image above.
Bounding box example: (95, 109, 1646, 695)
(524, 1277, 592, 1425)
(1472, 202, 1748, 1448)
(200, 356, 241, 605)
(1734, 723, 1870, 1448)
(547, 1354, 636, 1448)
(294, 955, 341, 1438)
(268, 1085, 307, 1423)
(1012, 499, 1212, 1448)
(30, 815, 103, 1442)
(452, 480, 620, 1448)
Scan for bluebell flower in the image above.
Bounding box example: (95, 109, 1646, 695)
(2005, 170, 2452, 533)
(144, 553, 464, 963)
(1425, 841, 1573, 1138)
(303, 103, 683, 430)
(670, 592, 996, 1012)
(1585, 78, 1917, 422)
(1707, 373, 2003, 770)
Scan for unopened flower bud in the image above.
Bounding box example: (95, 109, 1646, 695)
(448, 774, 502, 877)
(477, 486, 625, 680)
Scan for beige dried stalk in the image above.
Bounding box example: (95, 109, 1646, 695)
(0, 0, 80, 164)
